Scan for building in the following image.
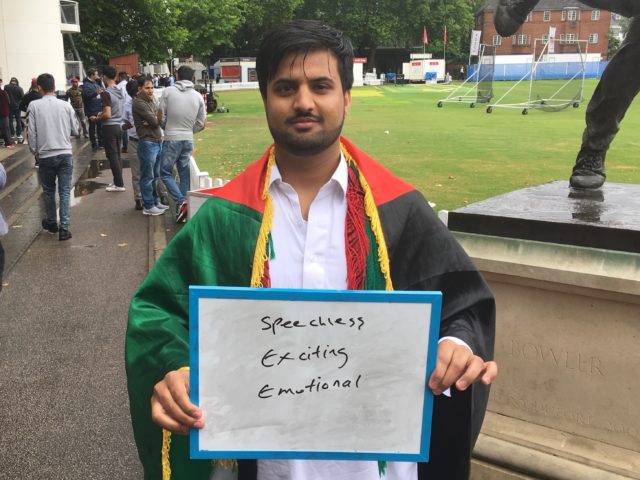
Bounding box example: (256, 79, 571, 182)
(476, 0, 611, 59)
(0, 0, 81, 91)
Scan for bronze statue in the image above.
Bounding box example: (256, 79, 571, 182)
(495, 0, 640, 189)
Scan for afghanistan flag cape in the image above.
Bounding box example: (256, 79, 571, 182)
(126, 137, 495, 480)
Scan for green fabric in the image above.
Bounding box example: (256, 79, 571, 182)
(126, 169, 390, 478)
(126, 197, 263, 479)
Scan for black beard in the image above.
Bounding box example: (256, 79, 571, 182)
(268, 118, 344, 156)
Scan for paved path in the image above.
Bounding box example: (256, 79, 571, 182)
(0, 140, 172, 478)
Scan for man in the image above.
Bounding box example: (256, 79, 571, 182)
(0, 88, 15, 149)
(132, 76, 167, 216)
(122, 80, 143, 210)
(126, 20, 496, 480)
(158, 65, 206, 223)
(117, 71, 130, 154)
(27, 73, 79, 241)
(97, 66, 126, 192)
(4, 77, 24, 142)
(66, 78, 88, 139)
(494, 0, 640, 189)
(82, 68, 104, 150)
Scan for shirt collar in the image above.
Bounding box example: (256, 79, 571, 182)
(269, 151, 348, 198)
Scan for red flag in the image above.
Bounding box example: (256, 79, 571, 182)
(423, 26, 428, 45)
(444, 26, 447, 46)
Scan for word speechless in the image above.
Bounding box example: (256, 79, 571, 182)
(258, 374, 363, 399)
(261, 344, 349, 369)
(260, 315, 365, 336)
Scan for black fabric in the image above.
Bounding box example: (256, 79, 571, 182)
(379, 190, 496, 478)
(234, 190, 495, 480)
(238, 460, 258, 480)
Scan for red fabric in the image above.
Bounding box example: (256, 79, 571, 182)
(345, 166, 368, 290)
(423, 26, 428, 45)
(208, 137, 415, 212)
(339, 137, 415, 207)
(444, 26, 447, 46)
(210, 146, 272, 213)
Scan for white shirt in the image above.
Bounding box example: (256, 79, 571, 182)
(261, 154, 418, 480)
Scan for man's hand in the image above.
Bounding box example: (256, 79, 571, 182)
(151, 369, 204, 435)
(428, 339, 498, 396)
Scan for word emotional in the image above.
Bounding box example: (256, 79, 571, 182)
(260, 315, 365, 336)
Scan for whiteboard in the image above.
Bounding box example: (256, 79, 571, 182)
(189, 287, 442, 462)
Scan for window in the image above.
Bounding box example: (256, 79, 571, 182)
(559, 34, 566, 43)
(561, 10, 566, 21)
(589, 33, 599, 44)
(542, 34, 549, 44)
(591, 10, 600, 21)
(517, 34, 529, 46)
(543, 11, 551, 22)
(566, 33, 576, 44)
(492, 35, 502, 46)
(567, 9, 577, 21)
(512, 35, 517, 46)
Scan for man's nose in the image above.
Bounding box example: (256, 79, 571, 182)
(293, 85, 314, 112)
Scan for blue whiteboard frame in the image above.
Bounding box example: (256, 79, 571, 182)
(189, 286, 442, 462)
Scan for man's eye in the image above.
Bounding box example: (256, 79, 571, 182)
(276, 84, 294, 94)
(314, 84, 330, 92)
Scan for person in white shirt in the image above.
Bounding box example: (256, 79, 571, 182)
(127, 20, 497, 480)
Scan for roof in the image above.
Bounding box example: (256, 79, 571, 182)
(479, 0, 598, 13)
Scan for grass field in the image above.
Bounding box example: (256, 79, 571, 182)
(194, 79, 640, 211)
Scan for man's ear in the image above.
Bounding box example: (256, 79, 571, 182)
(344, 89, 352, 117)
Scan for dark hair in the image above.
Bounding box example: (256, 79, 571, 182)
(87, 68, 98, 77)
(102, 66, 117, 80)
(256, 20, 354, 98)
(118, 71, 128, 81)
(137, 75, 153, 88)
(36, 73, 55, 93)
(177, 65, 195, 81)
(10, 77, 18, 85)
(126, 79, 139, 97)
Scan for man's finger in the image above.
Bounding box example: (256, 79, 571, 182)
(153, 380, 200, 428)
(454, 356, 485, 391)
(150, 396, 189, 434)
(165, 370, 202, 420)
(481, 361, 498, 385)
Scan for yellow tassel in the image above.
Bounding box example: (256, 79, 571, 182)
(341, 144, 394, 291)
(162, 429, 172, 480)
(213, 459, 239, 470)
(250, 147, 276, 288)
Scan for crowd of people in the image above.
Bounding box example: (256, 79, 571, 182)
(0, 65, 206, 243)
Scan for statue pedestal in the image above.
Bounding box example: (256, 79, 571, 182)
(449, 181, 640, 479)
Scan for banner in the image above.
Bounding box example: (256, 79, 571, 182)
(549, 26, 557, 54)
(470, 30, 482, 56)
(189, 287, 442, 461)
(423, 26, 428, 45)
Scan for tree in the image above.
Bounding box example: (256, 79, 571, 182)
(170, 0, 247, 57)
(422, 0, 476, 63)
(233, 0, 305, 52)
(296, 0, 430, 64)
(74, 0, 187, 65)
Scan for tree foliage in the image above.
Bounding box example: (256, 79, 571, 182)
(73, 0, 478, 66)
(75, 0, 187, 65)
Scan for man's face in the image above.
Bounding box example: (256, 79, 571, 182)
(140, 80, 154, 99)
(264, 50, 351, 156)
(71, 82, 78, 89)
(91, 71, 99, 81)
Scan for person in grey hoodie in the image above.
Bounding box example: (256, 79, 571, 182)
(158, 65, 206, 223)
(27, 73, 79, 241)
(98, 66, 126, 192)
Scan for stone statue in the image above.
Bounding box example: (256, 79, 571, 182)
(495, 0, 640, 189)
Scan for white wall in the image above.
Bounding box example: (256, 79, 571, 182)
(0, 0, 68, 90)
